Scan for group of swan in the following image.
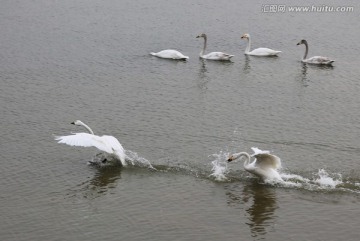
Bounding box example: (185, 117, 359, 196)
(54, 121, 283, 183)
(150, 33, 334, 65)
(227, 147, 283, 182)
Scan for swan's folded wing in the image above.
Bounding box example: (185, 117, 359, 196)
(251, 48, 281, 56)
(254, 153, 282, 170)
(307, 56, 334, 64)
(55, 133, 113, 153)
(205, 52, 234, 60)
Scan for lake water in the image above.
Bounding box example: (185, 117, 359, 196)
(1, 0, 359, 240)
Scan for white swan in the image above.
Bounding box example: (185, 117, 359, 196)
(227, 147, 283, 182)
(54, 120, 127, 166)
(196, 33, 234, 61)
(241, 33, 281, 56)
(150, 49, 189, 60)
(297, 39, 334, 65)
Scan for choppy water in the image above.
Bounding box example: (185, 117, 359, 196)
(1, 0, 360, 240)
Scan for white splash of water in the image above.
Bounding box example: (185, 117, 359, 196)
(281, 173, 311, 183)
(279, 169, 344, 190)
(209, 151, 230, 181)
(314, 169, 342, 188)
(125, 150, 156, 170)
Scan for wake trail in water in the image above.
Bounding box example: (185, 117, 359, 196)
(209, 149, 360, 194)
(88, 150, 155, 169)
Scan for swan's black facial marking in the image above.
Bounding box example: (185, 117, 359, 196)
(102, 158, 107, 163)
(227, 156, 234, 162)
(71, 122, 75, 125)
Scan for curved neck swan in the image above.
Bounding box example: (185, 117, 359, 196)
(241, 34, 252, 53)
(196, 33, 208, 57)
(231, 152, 252, 168)
(297, 39, 309, 60)
(72, 120, 94, 135)
(245, 37, 251, 53)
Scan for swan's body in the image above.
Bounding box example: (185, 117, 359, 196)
(55, 120, 127, 166)
(150, 49, 189, 60)
(241, 33, 281, 56)
(297, 39, 334, 65)
(227, 147, 283, 182)
(196, 33, 234, 61)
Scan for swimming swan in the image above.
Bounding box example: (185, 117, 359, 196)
(296, 39, 334, 65)
(55, 120, 127, 166)
(196, 33, 234, 61)
(241, 33, 281, 56)
(150, 49, 189, 60)
(227, 147, 283, 182)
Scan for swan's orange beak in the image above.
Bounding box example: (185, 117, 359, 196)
(227, 156, 234, 162)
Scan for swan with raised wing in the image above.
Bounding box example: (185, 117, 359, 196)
(196, 33, 234, 61)
(241, 33, 281, 56)
(297, 39, 334, 65)
(55, 120, 127, 166)
(227, 147, 283, 182)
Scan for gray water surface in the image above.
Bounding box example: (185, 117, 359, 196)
(1, 0, 360, 240)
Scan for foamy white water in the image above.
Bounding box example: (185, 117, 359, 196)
(279, 169, 345, 191)
(209, 151, 230, 181)
(314, 169, 342, 188)
(125, 150, 156, 169)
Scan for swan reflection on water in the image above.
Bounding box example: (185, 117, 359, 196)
(72, 165, 123, 199)
(243, 55, 251, 74)
(298, 62, 309, 85)
(225, 182, 277, 238)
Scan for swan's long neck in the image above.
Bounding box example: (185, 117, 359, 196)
(200, 36, 207, 57)
(303, 40, 308, 60)
(245, 37, 251, 53)
(79, 121, 94, 135)
(235, 152, 251, 167)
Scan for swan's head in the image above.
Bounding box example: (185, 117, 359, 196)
(297, 39, 307, 46)
(71, 120, 83, 126)
(196, 33, 207, 39)
(241, 33, 250, 40)
(227, 152, 251, 163)
(227, 153, 242, 162)
(227, 155, 236, 162)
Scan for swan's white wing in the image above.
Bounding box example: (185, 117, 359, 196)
(251, 147, 270, 156)
(55, 133, 113, 154)
(100, 135, 126, 165)
(151, 50, 189, 59)
(249, 48, 281, 56)
(100, 135, 124, 152)
(253, 153, 281, 170)
(203, 52, 234, 60)
(305, 56, 334, 65)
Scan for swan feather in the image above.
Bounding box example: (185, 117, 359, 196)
(150, 49, 189, 60)
(55, 120, 126, 166)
